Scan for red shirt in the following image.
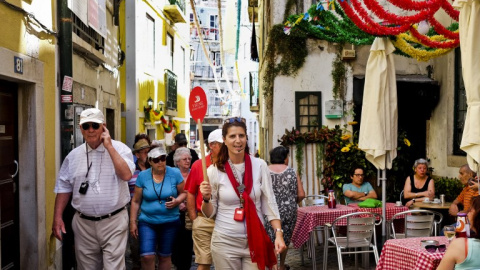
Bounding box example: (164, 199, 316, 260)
(185, 154, 212, 212)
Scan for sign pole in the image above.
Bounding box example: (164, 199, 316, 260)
(197, 119, 208, 182)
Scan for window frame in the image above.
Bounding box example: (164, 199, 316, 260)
(295, 91, 322, 132)
(453, 48, 467, 156)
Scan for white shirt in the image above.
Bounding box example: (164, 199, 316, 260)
(204, 156, 280, 238)
(54, 141, 135, 216)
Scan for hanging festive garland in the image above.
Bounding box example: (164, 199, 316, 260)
(363, 0, 441, 25)
(391, 33, 453, 62)
(428, 17, 458, 40)
(143, 107, 175, 133)
(409, 26, 458, 49)
(384, 0, 442, 11)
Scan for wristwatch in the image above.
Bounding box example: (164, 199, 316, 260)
(275, 228, 284, 233)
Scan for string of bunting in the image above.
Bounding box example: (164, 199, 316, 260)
(282, 0, 459, 62)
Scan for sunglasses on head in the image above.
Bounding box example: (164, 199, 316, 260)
(425, 244, 446, 253)
(150, 155, 167, 163)
(224, 117, 246, 124)
(81, 122, 101, 130)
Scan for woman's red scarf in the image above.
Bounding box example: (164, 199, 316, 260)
(224, 154, 277, 270)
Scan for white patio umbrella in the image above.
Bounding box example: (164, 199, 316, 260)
(358, 37, 398, 238)
(454, 0, 480, 176)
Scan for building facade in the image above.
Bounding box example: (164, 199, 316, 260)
(121, 0, 191, 149)
(258, 0, 463, 195)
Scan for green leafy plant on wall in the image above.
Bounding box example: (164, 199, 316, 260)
(432, 176, 464, 202)
(263, 24, 308, 111)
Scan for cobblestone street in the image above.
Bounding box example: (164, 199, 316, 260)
(127, 243, 379, 270)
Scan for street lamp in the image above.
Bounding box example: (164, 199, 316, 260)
(147, 97, 154, 108)
(158, 100, 165, 111)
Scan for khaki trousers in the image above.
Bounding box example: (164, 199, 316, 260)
(72, 209, 129, 270)
(192, 215, 215, 264)
(211, 230, 259, 270)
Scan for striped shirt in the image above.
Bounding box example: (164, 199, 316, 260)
(55, 141, 135, 216)
(456, 185, 477, 213)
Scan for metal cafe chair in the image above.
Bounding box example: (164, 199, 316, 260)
(300, 195, 327, 265)
(387, 209, 443, 239)
(323, 212, 382, 270)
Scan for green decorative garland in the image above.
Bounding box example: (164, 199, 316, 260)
(331, 44, 346, 100)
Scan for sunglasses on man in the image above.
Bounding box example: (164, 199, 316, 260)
(81, 122, 101, 130)
(150, 155, 167, 163)
(424, 244, 446, 253)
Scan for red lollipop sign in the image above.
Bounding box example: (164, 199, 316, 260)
(189, 86, 209, 182)
(189, 86, 208, 122)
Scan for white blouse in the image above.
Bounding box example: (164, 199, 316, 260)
(203, 156, 280, 238)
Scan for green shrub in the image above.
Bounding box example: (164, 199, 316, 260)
(432, 176, 464, 202)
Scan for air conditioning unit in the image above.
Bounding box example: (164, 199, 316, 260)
(341, 49, 356, 60)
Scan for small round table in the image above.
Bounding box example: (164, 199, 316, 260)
(412, 201, 452, 210)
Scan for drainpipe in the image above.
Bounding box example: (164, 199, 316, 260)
(58, 0, 73, 162)
(57, 1, 75, 270)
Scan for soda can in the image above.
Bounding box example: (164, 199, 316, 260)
(440, 194, 445, 205)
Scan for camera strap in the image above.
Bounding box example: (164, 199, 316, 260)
(152, 170, 166, 204)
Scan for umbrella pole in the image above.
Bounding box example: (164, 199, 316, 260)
(379, 169, 387, 237)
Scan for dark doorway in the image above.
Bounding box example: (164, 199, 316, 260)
(0, 80, 19, 269)
(353, 76, 439, 162)
(106, 108, 115, 140)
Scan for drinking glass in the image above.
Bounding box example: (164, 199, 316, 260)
(443, 225, 456, 242)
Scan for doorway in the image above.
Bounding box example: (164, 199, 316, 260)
(0, 80, 19, 269)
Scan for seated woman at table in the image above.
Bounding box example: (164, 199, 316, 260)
(437, 196, 480, 270)
(342, 166, 377, 205)
(402, 158, 435, 207)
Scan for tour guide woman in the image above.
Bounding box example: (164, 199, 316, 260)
(200, 117, 286, 269)
(130, 146, 186, 270)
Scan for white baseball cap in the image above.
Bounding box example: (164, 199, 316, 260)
(79, 108, 104, 125)
(148, 146, 167, 158)
(208, 129, 223, 143)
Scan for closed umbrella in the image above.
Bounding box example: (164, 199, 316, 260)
(358, 37, 398, 238)
(454, 0, 480, 174)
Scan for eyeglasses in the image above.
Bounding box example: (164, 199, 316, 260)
(81, 122, 101, 130)
(425, 244, 446, 253)
(181, 157, 192, 162)
(224, 117, 246, 124)
(150, 155, 167, 163)
(354, 174, 365, 177)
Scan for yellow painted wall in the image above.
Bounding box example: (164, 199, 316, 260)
(0, 0, 57, 267)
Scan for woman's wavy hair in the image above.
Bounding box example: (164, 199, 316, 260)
(470, 196, 480, 239)
(215, 118, 250, 172)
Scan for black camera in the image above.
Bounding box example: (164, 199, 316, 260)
(166, 196, 173, 202)
(79, 181, 89, 194)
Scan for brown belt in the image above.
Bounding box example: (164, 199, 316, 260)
(197, 212, 205, 217)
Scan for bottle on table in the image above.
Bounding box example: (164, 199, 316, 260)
(455, 212, 470, 238)
(328, 190, 336, 209)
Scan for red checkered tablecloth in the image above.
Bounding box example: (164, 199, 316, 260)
(349, 202, 409, 220)
(376, 236, 447, 270)
(290, 204, 356, 249)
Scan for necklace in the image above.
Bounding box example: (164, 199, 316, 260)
(152, 170, 166, 204)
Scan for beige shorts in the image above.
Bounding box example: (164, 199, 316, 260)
(192, 215, 215, 264)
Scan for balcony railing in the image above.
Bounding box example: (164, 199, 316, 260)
(169, 0, 185, 13)
(192, 65, 234, 79)
(190, 27, 219, 41)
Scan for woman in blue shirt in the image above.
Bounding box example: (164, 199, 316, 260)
(130, 146, 186, 270)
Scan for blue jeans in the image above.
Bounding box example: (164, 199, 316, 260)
(138, 219, 180, 257)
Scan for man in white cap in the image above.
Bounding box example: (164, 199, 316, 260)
(52, 108, 135, 270)
(184, 129, 223, 270)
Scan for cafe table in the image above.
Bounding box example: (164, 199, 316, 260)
(413, 201, 452, 210)
(376, 236, 447, 270)
(291, 204, 357, 269)
(348, 202, 409, 220)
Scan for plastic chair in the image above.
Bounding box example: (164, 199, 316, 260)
(387, 209, 443, 239)
(300, 195, 327, 265)
(323, 212, 382, 270)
